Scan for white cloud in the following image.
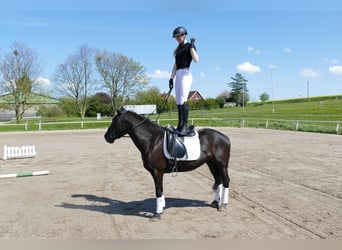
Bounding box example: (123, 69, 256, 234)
(247, 46, 261, 55)
(329, 65, 342, 75)
(301, 68, 321, 78)
(200, 72, 206, 78)
(236, 62, 261, 74)
(214, 66, 221, 71)
(283, 48, 292, 53)
(37, 77, 51, 85)
(147, 69, 169, 79)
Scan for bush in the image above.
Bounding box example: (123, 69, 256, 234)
(86, 94, 113, 117)
(36, 105, 65, 117)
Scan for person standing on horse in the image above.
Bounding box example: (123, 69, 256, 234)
(169, 26, 199, 136)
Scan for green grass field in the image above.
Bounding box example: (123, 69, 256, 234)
(1, 95, 341, 134)
(154, 95, 342, 134)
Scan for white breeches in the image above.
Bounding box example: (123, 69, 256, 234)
(175, 68, 192, 105)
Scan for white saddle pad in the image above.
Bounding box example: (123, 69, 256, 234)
(163, 130, 201, 161)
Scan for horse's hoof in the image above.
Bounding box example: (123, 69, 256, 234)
(210, 200, 219, 209)
(218, 204, 227, 212)
(150, 213, 162, 221)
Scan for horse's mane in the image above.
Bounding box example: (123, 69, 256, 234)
(125, 110, 165, 133)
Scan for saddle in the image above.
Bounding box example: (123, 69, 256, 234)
(163, 125, 200, 173)
(166, 125, 186, 158)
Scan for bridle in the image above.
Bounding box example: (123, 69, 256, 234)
(109, 110, 148, 140)
(109, 86, 172, 140)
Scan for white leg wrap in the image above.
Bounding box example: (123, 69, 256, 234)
(161, 195, 165, 207)
(222, 187, 229, 204)
(214, 184, 223, 201)
(156, 196, 164, 214)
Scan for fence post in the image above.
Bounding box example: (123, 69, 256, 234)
(336, 123, 340, 133)
(3, 145, 7, 160)
(25, 121, 28, 131)
(296, 120, 299, 130)
(266, 119, 269, 128)
(38, 122, 41, 130)
(81, 121, 84, 129)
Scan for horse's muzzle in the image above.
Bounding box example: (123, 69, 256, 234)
(104, 131, 116, 143)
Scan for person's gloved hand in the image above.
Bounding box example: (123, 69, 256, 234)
(169, 78, 173, 89)
(190, 38, 196, 48)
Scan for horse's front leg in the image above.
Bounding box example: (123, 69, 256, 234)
(150, 169, 165, 221)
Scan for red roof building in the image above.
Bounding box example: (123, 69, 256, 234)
(188, 90, 204, 102)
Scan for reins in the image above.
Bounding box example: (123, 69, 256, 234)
(130, 115, 148, 131)
(119, 112, 148, 138)
(113, 86, 172, 139)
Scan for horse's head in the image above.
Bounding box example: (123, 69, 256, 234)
(104, 107, 130, 143)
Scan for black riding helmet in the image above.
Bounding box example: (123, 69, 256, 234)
(172, 26, 187, 37)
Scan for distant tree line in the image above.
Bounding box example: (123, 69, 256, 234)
(1, 42, 270, 121)
(36, 88, 226, 118)
(0, 43, 149, 121)
(0, 43, 42, 122)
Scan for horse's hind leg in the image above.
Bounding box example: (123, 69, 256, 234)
(218, 161, 230, 211)
(208, 160, 230, 211)
(207, 162, 223, 209)
(220, 170, 230, 211)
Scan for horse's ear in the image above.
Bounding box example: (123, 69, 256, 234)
(116, 106, 126, 115)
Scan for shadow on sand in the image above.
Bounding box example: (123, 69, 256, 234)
(56, 194, 210, 219)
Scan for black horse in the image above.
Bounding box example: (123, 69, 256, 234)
(104, 107, 231, 220)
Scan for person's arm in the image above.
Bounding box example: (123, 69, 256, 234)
(190, 38, 199, 63)
(170, 63, 177, 79)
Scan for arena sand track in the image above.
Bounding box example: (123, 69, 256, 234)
(0, 128, 341, 239)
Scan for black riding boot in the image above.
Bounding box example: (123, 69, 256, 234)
(179, 102, 189, 136)
(176, 105, 184, 131)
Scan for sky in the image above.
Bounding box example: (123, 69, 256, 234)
(1, 0, 342, 101)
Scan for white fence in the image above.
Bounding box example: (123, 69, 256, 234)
(0, 118, 341, 134)
(0, 120, 110, 131)
(3, 145, 37, 160)
(156, 118, 341, 134)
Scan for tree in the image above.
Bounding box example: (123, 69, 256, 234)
(54, 45, 95, 119)
(86, 92, 113, 117)
(259, 92, 270, 102)
(134, 87, 167, 113)
(218, 90, 231, 102)
(204, 98, 218, 109)
(217, 90, 231, 107)
(216, 96, 225, 108)
(59, 97, 78, 117)
(95, 50, 149, 112)
(0, 43, 42, 122)
(227, 73, 249, 106)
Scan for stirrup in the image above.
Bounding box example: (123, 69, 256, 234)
(178, 125, 195, 137)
